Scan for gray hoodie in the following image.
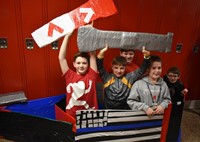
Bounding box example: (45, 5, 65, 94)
(127, 76, 171, 112)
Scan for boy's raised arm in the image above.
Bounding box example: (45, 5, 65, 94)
(142, 46, 151, 59)
(97, 44, 108, 59)
(89, 51, 97, 72)
(58, 31, 73, 75)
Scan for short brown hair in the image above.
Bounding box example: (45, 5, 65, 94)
(167, 66, 180, 76)
(120, 49, 135, 53)
(148, 55, 162, 68)
(73, 52, 90, 63)
(112, 56, 127, 66)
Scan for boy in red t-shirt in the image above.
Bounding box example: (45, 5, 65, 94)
(106, 49, 139, 73)
(58, 29, 98, 118)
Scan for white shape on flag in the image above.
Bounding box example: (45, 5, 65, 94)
(80, 8, 94, 23)
(31, 13, 75, 47)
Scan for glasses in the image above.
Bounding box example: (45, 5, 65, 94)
(167, 74, 179, 78)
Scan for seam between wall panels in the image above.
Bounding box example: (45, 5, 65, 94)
(42, 0, 51, 97)
(14, 0, 28, 97)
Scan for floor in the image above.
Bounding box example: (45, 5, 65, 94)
(181, 108, 200, 142)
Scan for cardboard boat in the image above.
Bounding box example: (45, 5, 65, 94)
(0, 94, 183, 142)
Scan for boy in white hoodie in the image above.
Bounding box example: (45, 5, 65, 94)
(127, 55, 171, 116)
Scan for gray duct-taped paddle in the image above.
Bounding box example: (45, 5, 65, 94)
(77, 26, 173, 52)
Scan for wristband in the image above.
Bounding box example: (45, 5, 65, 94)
(97, 54, 104, 59)
(144, 55, 151, 59)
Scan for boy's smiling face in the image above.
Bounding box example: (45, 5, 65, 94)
(120, 51, 135, 64)
(112, 64, 126, 78)
(148, 61, 162, 82)
(73, 57, 89, 75)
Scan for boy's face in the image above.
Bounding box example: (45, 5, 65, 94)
(112, 64, 126, 78)
(167, 72, 179, 83)
(73, 57, 89, 75)
(120, 51, 134, 64)
(148, 61, 162, 81)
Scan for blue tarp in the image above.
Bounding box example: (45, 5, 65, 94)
(4, 94, 65, 119)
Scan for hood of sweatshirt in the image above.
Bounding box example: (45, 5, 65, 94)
(141, 76, 164, 85)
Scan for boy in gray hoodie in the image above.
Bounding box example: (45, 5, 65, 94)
(127, 55, 171, 116)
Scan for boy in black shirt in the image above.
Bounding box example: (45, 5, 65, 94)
(163, 67, 188, 102)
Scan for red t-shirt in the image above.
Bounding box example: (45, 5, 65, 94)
(125, 62, 139, 73)
(65, 68, 98, 118)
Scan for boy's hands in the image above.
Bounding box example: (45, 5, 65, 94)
(97, 45, 150, 59)
(85, 21, 93, 27)
(64, 28, 74, 39)
(146, 105, 164, 116)
(90, 51, 96, 56)
(142, 46, 151, 59)
(146, 107, 155, 116)
(181, 88, 188, 96)
(97, 44, 108, 59)
(154, 105, 164, 114)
